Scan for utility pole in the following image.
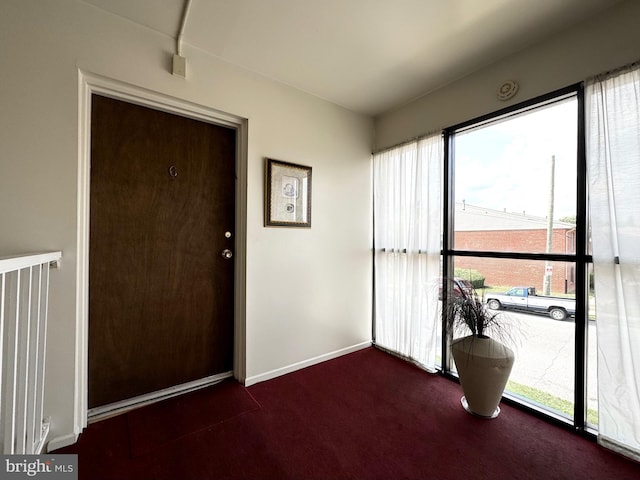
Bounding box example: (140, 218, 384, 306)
(543, 155, 555, 296)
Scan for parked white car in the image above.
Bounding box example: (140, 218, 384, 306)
(485, 286, 575, 321)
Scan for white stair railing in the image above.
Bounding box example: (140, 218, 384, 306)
(0, 251, 62, 454)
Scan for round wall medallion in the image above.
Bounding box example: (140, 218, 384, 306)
(497, 80, 519, 101)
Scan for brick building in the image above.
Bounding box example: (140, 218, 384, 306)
(453, 203, 576, 294)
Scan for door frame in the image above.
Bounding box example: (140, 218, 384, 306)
(75, 70, 247, 434)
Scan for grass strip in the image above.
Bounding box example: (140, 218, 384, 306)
(506, 379, 598, 425)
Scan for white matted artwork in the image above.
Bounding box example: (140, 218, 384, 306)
(264, 158, 312, 227)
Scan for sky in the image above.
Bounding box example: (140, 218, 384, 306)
(454, 97, 578, 220)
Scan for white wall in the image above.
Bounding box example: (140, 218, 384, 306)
(375, 0, 640, 150)
(0, 0, 373, 447)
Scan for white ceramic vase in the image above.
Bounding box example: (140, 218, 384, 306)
(451, 335, 515, 418)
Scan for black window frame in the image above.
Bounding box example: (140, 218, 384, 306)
(440, 83, 594, 435)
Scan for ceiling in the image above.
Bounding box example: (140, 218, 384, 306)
(82, 0, 622, 116)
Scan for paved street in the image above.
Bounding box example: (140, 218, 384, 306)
(499, 310, 598, 411)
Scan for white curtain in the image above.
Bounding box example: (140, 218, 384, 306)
(586, 62, 640, 461)
(373, 133, 443, 371)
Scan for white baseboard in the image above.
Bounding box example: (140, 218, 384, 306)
(244, 341, 371, 387)
(87, 372, 232, 423)
(598, 435, 640, 463)
(46, 342, 371, 450)
(47, 372, 232, 452)
(46, 432, 79, 453)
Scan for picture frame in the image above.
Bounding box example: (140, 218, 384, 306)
(264, 158, 312, 227)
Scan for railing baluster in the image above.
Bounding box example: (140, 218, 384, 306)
(0, 272, 5, 452)
(26, 265, 41, 453)
(0, 252, 61, 454)
(34, 264, 50, 454)
(15, 267, 32, 454)
(3, 270, 20, 454)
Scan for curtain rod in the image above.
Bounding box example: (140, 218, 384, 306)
(587, 59, 640, 83)
(371, 129, 443, 156)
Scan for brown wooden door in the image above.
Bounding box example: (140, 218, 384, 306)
(88, 95, 235, 409)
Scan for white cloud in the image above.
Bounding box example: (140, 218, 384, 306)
(454, 98, 577, 218)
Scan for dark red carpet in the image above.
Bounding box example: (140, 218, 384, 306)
(127, 380, 261, 457)
(58, 347, 640, 479)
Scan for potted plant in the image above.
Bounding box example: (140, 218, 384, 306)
(444, 283, 515, 418)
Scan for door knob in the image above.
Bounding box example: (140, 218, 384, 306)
(221, 249, 233, 259)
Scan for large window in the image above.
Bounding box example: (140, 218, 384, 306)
(442, 86, 594, 431)
(374, 64, 640, 459)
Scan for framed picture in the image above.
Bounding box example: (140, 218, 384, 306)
(264, 158, 312, 227)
